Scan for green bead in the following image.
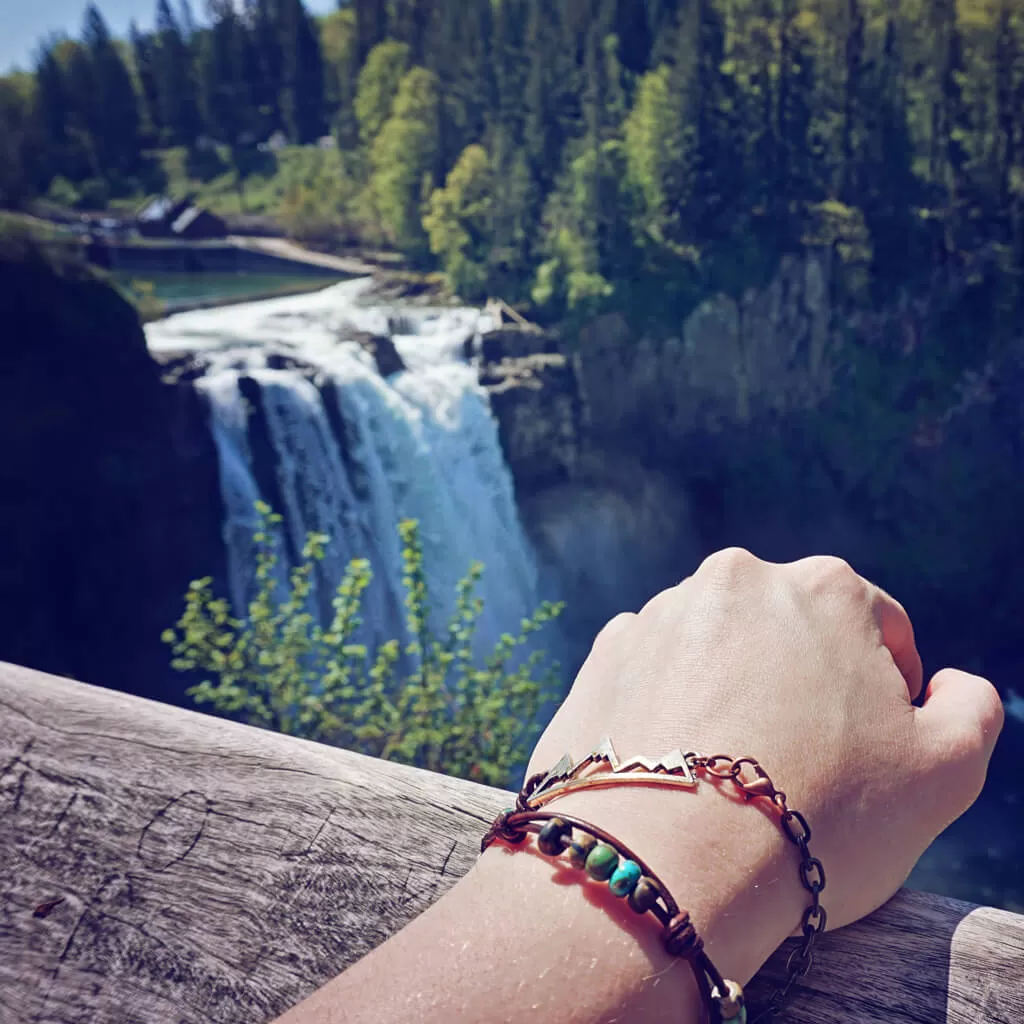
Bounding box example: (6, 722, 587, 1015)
(722, 1007, 746, 1024)
(608, 859, 642, 897)
(585, 843, 619, 881)
(568, 833, 597, 869)
(537, 817, 572, 857)
(627, 878, 659, 914)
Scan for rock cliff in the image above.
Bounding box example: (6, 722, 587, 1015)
(480, 248, 1024, 692)
(0, 253, 223, 704)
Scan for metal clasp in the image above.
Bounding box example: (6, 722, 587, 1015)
(735, 761, 776, 800)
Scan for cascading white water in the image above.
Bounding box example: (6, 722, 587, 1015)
(146, 279, 544, 657)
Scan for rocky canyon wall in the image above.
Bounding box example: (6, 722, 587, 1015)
(0, 254, 224, 705)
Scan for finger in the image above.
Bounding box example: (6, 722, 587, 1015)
(867, 584, 924, 701)
(915, 668, 1004, 813)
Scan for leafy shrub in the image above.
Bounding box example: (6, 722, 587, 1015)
(163, 504, 564, 787)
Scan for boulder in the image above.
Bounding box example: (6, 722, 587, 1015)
(353, 331, 406, 377)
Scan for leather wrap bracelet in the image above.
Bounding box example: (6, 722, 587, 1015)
(480, 738, 827, 1024)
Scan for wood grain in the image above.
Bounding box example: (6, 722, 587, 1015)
(1, 661, 1021, 1024)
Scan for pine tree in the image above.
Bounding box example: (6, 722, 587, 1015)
(280, 0, 325, 143)
(249, 0, 284, 135)
(683, 0, 745, 247)
(933, 0, 972, 259)
(431, 0, 493, 172)
(130, 23, 162, 141)
(356, 0, 388, 65)
(841, 0, 865, 203)
(994, 0, 1017, 219)
(777, 0, 820, 225)
(33, 43, 82, 183)
(81, 4, 142, 175)
(860, 10, 920, 287)
(615, 0, 653, 74)
(155, 0, 201, 145)
(199, 0, 250, 144)
(0, 76, 37, 207)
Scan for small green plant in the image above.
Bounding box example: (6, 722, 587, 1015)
(163, 503, 564, 787)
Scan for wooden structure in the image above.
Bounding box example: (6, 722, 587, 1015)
(2, 661, 1022, 1024)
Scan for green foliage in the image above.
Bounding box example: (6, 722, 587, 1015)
(424, 143, 493, 300)
(163, 504, 564, 788)
(10, 0, 1024, 322)
(355, 40, 411, 145)
(370, 66, 440, 253)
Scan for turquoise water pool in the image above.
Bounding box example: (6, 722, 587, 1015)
(112, 271, 339, 308)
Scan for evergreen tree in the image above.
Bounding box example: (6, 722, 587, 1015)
(81, 4, 142, 175)
(33, 43, 82, 183)
(523, 0, 574, 193)
(320, 7, 360, 151)
(0, 76, 38, 207)
(130, 22, 162, 141)
(280, 0, 325, 143)
(841, 0, 866, 202)
(860, 11, 920, 287)
(198, 0, 249, 144)
(248, 0, 284, 135)
(687, 0, 745, 245)
(431, 0, 493, 172)
(993, 0, 1017, 220)
(934, 0, 972, 258)
(356, 0, 389, 65)
(776, 0, 821, 229)
(616, 0, 653, 74)
(155, 0, 201, 145)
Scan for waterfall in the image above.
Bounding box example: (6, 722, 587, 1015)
(146, 280, 543, 656)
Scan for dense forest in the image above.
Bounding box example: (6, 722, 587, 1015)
(3, 0, 1024, 321)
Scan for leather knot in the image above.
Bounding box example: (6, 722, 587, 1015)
(483, 809, 528, 849)
(663, 912, 704, 959)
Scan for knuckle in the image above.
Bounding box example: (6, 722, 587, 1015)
(799, 555, 865, 600)
(699, 547, 759, 583)
(593, 612, 636, 649)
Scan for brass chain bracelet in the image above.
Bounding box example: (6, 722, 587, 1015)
(687, 754, 827, 1023)
(501, 741, 827, 1023)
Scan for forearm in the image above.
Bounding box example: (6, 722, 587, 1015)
(275, 786, 801, 1024)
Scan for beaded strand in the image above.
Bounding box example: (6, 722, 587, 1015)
(482, 808, 747, 1024)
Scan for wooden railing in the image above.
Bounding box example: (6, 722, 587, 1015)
(2, 661, 1021, 1023)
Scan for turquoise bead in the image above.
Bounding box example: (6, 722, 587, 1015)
(585, 843, 619, 881)
(608, 859, 642, 897)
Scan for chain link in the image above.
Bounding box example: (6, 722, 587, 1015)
(691, 754, 827, 1023)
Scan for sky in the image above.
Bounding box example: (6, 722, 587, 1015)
(0, 0, 338, 74)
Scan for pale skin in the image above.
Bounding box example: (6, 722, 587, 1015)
(276, 548, 1005, 1024)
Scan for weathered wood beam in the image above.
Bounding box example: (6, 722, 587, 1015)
(1, 662, 1021, 1024)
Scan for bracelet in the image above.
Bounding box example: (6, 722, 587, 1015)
(482, 807, 744, 1022)
(480, 739, 827, 1024)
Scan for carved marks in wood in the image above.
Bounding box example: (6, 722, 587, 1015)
(2, 664, 1023, 1024)
(0, 666, 506, 1024)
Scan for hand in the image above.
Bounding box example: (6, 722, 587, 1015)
(288, 550, 1005, 1024)
(526, 549, 1004, 980)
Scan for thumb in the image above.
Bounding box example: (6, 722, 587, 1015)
(916, 667, 1004, 814)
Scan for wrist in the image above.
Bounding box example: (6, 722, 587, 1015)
(538, 783, 802, 985)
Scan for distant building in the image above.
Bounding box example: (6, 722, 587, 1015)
(259, 130, 289, 153)
(136, 197, 227, 240)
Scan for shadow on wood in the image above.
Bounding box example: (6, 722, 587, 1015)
(1, 661, 1021, 1024)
